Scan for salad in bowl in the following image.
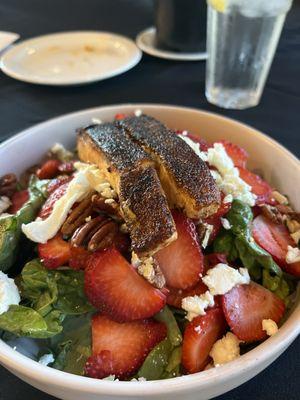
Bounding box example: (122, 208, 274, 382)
(0, 111, 299, 382)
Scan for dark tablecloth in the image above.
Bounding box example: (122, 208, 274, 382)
(0, 1, 299, 399)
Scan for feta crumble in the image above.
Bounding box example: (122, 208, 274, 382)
(0, 196, 11, 215)
(91, 117, 102, 124)
(262, 319, 279, 336)
(221, 217, 232, 230)
(134, 109, 143, 117)
(285, 246, 300, 264)
(102, 375, 119, 381)
(223, 194, 233, 204)
(207, 143, 256, 206)
(182, 291, 215, 321)
(210, 332, 241, 366)
(38, 353, 55, 366)
(202, 264, 250, 296)
(201, 223, 214, 249)
(50, 143, 74, 162)
(0, 271, 20, 315)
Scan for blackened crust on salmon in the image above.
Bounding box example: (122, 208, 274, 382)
(117, 115, 220, 218)
(120, 166, 177, 256)
(78, 123, 150, 172)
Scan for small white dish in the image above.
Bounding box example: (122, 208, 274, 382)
(0, 104, 299, 400)
(0, 31, 142, 86)
(136, 27, 207, 61)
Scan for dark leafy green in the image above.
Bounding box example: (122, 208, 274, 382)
(51, 314, 92, 375)
(137, 338, 172, 380)
(0, 176, 48, 272)
(214, 199, 291, 300)
(154, 306, 182, 347)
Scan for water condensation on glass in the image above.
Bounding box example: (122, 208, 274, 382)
(205, 0, 293, 109)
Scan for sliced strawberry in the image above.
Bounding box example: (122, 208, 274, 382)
(214, 196, 232, 219)
(182, 308, 227, 373)
(47, 175, 72, 194)
(58, 161, 75, 174)
(222, 281, 285, 342)
(238, 167, 274, 205)
(9, 190, 29, 214)
(39, 181, 69, 219)
(203, 215, 222, 244)
(114, 113, 127, 120)
(85, 314, 167, 379)
(84, 248, 166, 322)
(218, 140, 248, 168)
(69, 246, 90, 270)
(167, 280, 208, 309)
(36, 159, 61, 179)
(113, 231, 131, 255)
(155, 211, 204, 290)
(252, 215, 300, 277)
(205, 253, 228, 268)
(38, 233, 71, 269)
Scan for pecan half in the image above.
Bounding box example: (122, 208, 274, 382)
(260, 204, 285, 224)
(61, 192, 95, 236)
(0, 173, 17, 197)
(71, 215, 118, 252)
(92, 194, 122, 219)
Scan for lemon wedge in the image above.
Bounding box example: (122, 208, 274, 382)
(208, 0, 227, 12)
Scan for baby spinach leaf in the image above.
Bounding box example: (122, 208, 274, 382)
(154, 306, 182, 347)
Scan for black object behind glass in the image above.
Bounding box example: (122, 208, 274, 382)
(154, 0, 207, 52)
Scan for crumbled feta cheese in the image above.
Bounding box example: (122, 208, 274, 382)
(291, 230, 300, 245)
(210, 332, 241, 366)
(0, 196, 11, 215)
(202, 264, 250, 296)
(223, 194, 233, 204)
(22, 163, 116, 244)
(181, 130, 188, 136)
(285, 245, 300, 264)
(0, 271, 20, 315)
(221, 217, 232, 230)
(271, 191, 288, 205)
(262, 319, 278, 336)
(38, 353, 55, 366)
(201, 223, 214, 249)
(50, 143, 74, 161)
(134, 109, 142, 117)
(104, 198, 115, 205)
(102, 375, 119, 381)
(207, 143, 256, 206)
(178, 134, 208, 162)
(182, 291, 215, 321)
(91, 117, 102, 124)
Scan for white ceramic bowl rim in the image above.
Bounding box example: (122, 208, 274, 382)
(0, 104, 299, 396)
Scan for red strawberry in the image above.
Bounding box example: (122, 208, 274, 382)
(9, 190, 29, 214)
(218, 140, 248, 168)
(39, 182, 69, 219)
(47, 175, 72, 194)
(178, 132, 209, 152)
(214, 193, 232, 218)
(167, 280, 208, 309)
(222, 281, 285, 342)
(203, 215, 222, 245)
(252, 215, 300, 277)
(155, 211, 204, 289)
(205, 253, 228, 268)
(84, 314, 167, 379)
(38, 234, 71, 269)
(238, 167, 274, 205)
(69, 246, 90, 270)
(113, 231, 131, 255)
(58, 161, 75, 174)
(36, 159, 61, 179)
(114, 113, 127, 120)
(182, 308, 227, 373)
(84, 248, 166, 322)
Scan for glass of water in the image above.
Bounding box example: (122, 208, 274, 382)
(205, 0, 293, 109)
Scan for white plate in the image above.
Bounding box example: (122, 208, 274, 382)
(0, 31, 142, 86)
(0, 104, 299, 400)
(136, 27, 207, 61)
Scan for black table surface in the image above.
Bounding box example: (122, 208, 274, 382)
(0, 0, 299, 399)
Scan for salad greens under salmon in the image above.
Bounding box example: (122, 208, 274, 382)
(0, 113, 299, 381)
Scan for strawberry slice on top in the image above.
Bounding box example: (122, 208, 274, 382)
(85, 314, 167, 379)
(84, 248, 166, 322)
(222, 281, 285, 342)
(155, 211, 204, 290)
(167, 280, 208, 309)
(39, 181, 70, 219)
(38, 233, 71, 269)
(9, 190, 29, 214)
(252, 214, 300, 277)
(238, 167, 274, 205)
(218, 140, 248, 168)
(182, 308, 227, 373)
(36, 159, 61, 180)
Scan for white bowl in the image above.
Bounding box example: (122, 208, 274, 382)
(0, 104, 299, 400)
